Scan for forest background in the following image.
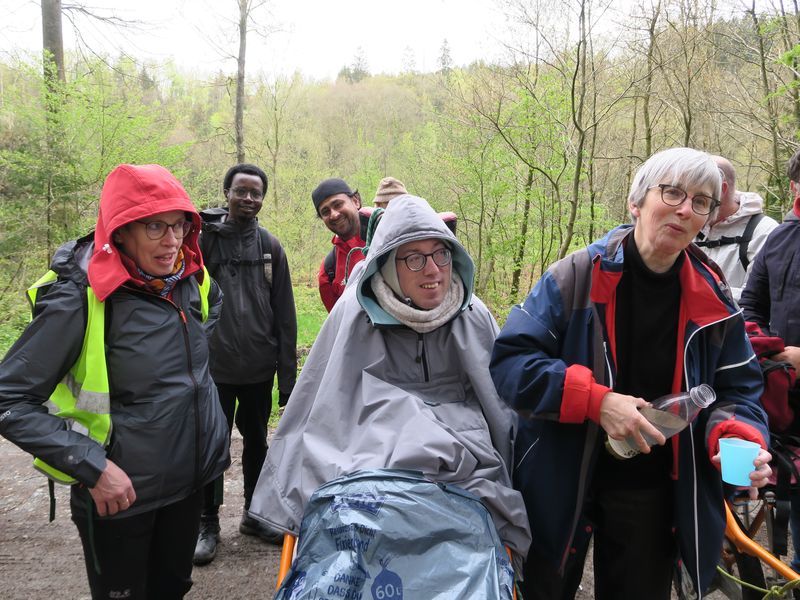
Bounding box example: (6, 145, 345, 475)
(2, 0, 800, 359)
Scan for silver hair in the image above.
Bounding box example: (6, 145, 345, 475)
(628, 148, 722, 222)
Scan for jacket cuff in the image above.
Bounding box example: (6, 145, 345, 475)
(707, 419, 767, 466)
(74, 450, 108, 488)
(588, 383, 610, 424)
(561, 365, 609, 424)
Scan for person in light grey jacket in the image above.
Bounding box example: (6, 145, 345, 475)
(695, 155, 778, 301)
(249, 194, 531, 563)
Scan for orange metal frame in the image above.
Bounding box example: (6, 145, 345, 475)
(724, 500, 800, 583)
(276, 534, 295, 590)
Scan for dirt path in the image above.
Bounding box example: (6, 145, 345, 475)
(0, 433, 280, 600)
(0, 431, 741, 599)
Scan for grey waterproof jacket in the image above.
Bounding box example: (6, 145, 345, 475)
(249, 195, 532, 559)
(0, 236, 230, 518)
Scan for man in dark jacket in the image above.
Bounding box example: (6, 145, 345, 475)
(740, 148, 800, 571)
(193, 163, 297, 565)
(313, 178, 366, 312)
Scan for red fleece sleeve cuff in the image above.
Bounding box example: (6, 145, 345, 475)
(588, 383, 610, 424)
(707, 419, 767, 466)
(562, 365, 610, 424)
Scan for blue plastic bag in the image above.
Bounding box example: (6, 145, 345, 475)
(275, 469, 514, 600)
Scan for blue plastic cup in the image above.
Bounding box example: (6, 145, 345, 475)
(719, 438, 760, 486)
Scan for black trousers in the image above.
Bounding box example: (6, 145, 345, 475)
(520, 483, 676, 600)
(202, 378, 274, 516)
(72, 490, 202, 600)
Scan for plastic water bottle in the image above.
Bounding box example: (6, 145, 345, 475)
(606, 384, 716, 459)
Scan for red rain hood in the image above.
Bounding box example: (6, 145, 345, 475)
(88, 164, 204, 301)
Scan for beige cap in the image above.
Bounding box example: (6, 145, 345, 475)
(373, 176, 408, 208)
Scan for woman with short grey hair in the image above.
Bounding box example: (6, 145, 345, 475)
(491, 147, 770, 599)
(628, 147, 723, 210)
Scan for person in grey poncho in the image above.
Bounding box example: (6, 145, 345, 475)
(248, 195, 532, 561)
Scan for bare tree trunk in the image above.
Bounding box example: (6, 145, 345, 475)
(748, 0, 782, 212)
(643, 2, 660, 157)
(235, 0, 248, 163)
(271, 98, 279, 205)
(42, 0, 65, 263)
(261, 76, 297, 207)
(627, 95, 639, 221)
(559, 0, 588, 259)
(41, 0, 65, 84)
(511, 168, 533, 300)
(778, 0, 800, 132)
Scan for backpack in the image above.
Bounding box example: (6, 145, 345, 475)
(745, 321, 798, 433)
(743, 322, 800, 557)
(743, 321, 800, 558)
(200, 207, 278, 287)
(695, 213, 764, 271)
(322, 208, 375, 284)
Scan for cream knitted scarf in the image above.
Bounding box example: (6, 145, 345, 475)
(370, 270, 464, 333)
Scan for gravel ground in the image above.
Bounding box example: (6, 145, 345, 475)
(0, 430, 784, 599)
(0, 432, 280, 600)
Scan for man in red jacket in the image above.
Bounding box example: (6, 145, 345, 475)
(313, 178, 366, 312)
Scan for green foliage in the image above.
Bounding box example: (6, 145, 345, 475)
(3, 2, 800, 354)
(0, 55, 189, 353)
(294, 284, 328, 362)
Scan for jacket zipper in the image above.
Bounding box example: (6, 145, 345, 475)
(126, 285, 202, 489)
(559, 339, 615, 574)
(177, 307, 202, 488)
(681, 308, 741, 600)
(415, 333, 429, 382)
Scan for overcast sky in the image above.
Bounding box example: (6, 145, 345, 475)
(0, 0, 508, 80)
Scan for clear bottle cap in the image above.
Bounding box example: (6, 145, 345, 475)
(689, 384, 716, 408)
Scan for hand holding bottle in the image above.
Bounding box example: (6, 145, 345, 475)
(605, 385, 716, 460)
(600, 392, 666, 454)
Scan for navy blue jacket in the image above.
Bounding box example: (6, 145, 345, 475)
(740, 208, 800, 346)
(490, 225, 768, 594)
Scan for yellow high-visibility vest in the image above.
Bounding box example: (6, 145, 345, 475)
(26, 267, 211, 484)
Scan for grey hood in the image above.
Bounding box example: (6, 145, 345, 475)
(355, 194, 474, 322)
(250, 195, 531, 560)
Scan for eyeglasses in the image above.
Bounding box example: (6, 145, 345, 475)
(133, 220, 193, 240)
(229, 187, 263, 201)
(395, 248, 452, 272)
(648, 184, 719, 216)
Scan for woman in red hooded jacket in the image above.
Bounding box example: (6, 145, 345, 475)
(0, 164, 230, 599)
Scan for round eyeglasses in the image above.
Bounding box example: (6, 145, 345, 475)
(648, 184, 719, 216)
(229, 187, 264, 201)
(133, 220, 193, 240)
(395, 247, 452, 272)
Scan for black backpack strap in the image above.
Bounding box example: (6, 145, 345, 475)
(738, 213, 764, 272)
(693, 213, 764, 271)
(694, 236, 738, 248)
(323, 248, 336, 284)
(258, 227, 276, 288)
(769, 436, 800, 556)
(201, 219, 274, 287)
